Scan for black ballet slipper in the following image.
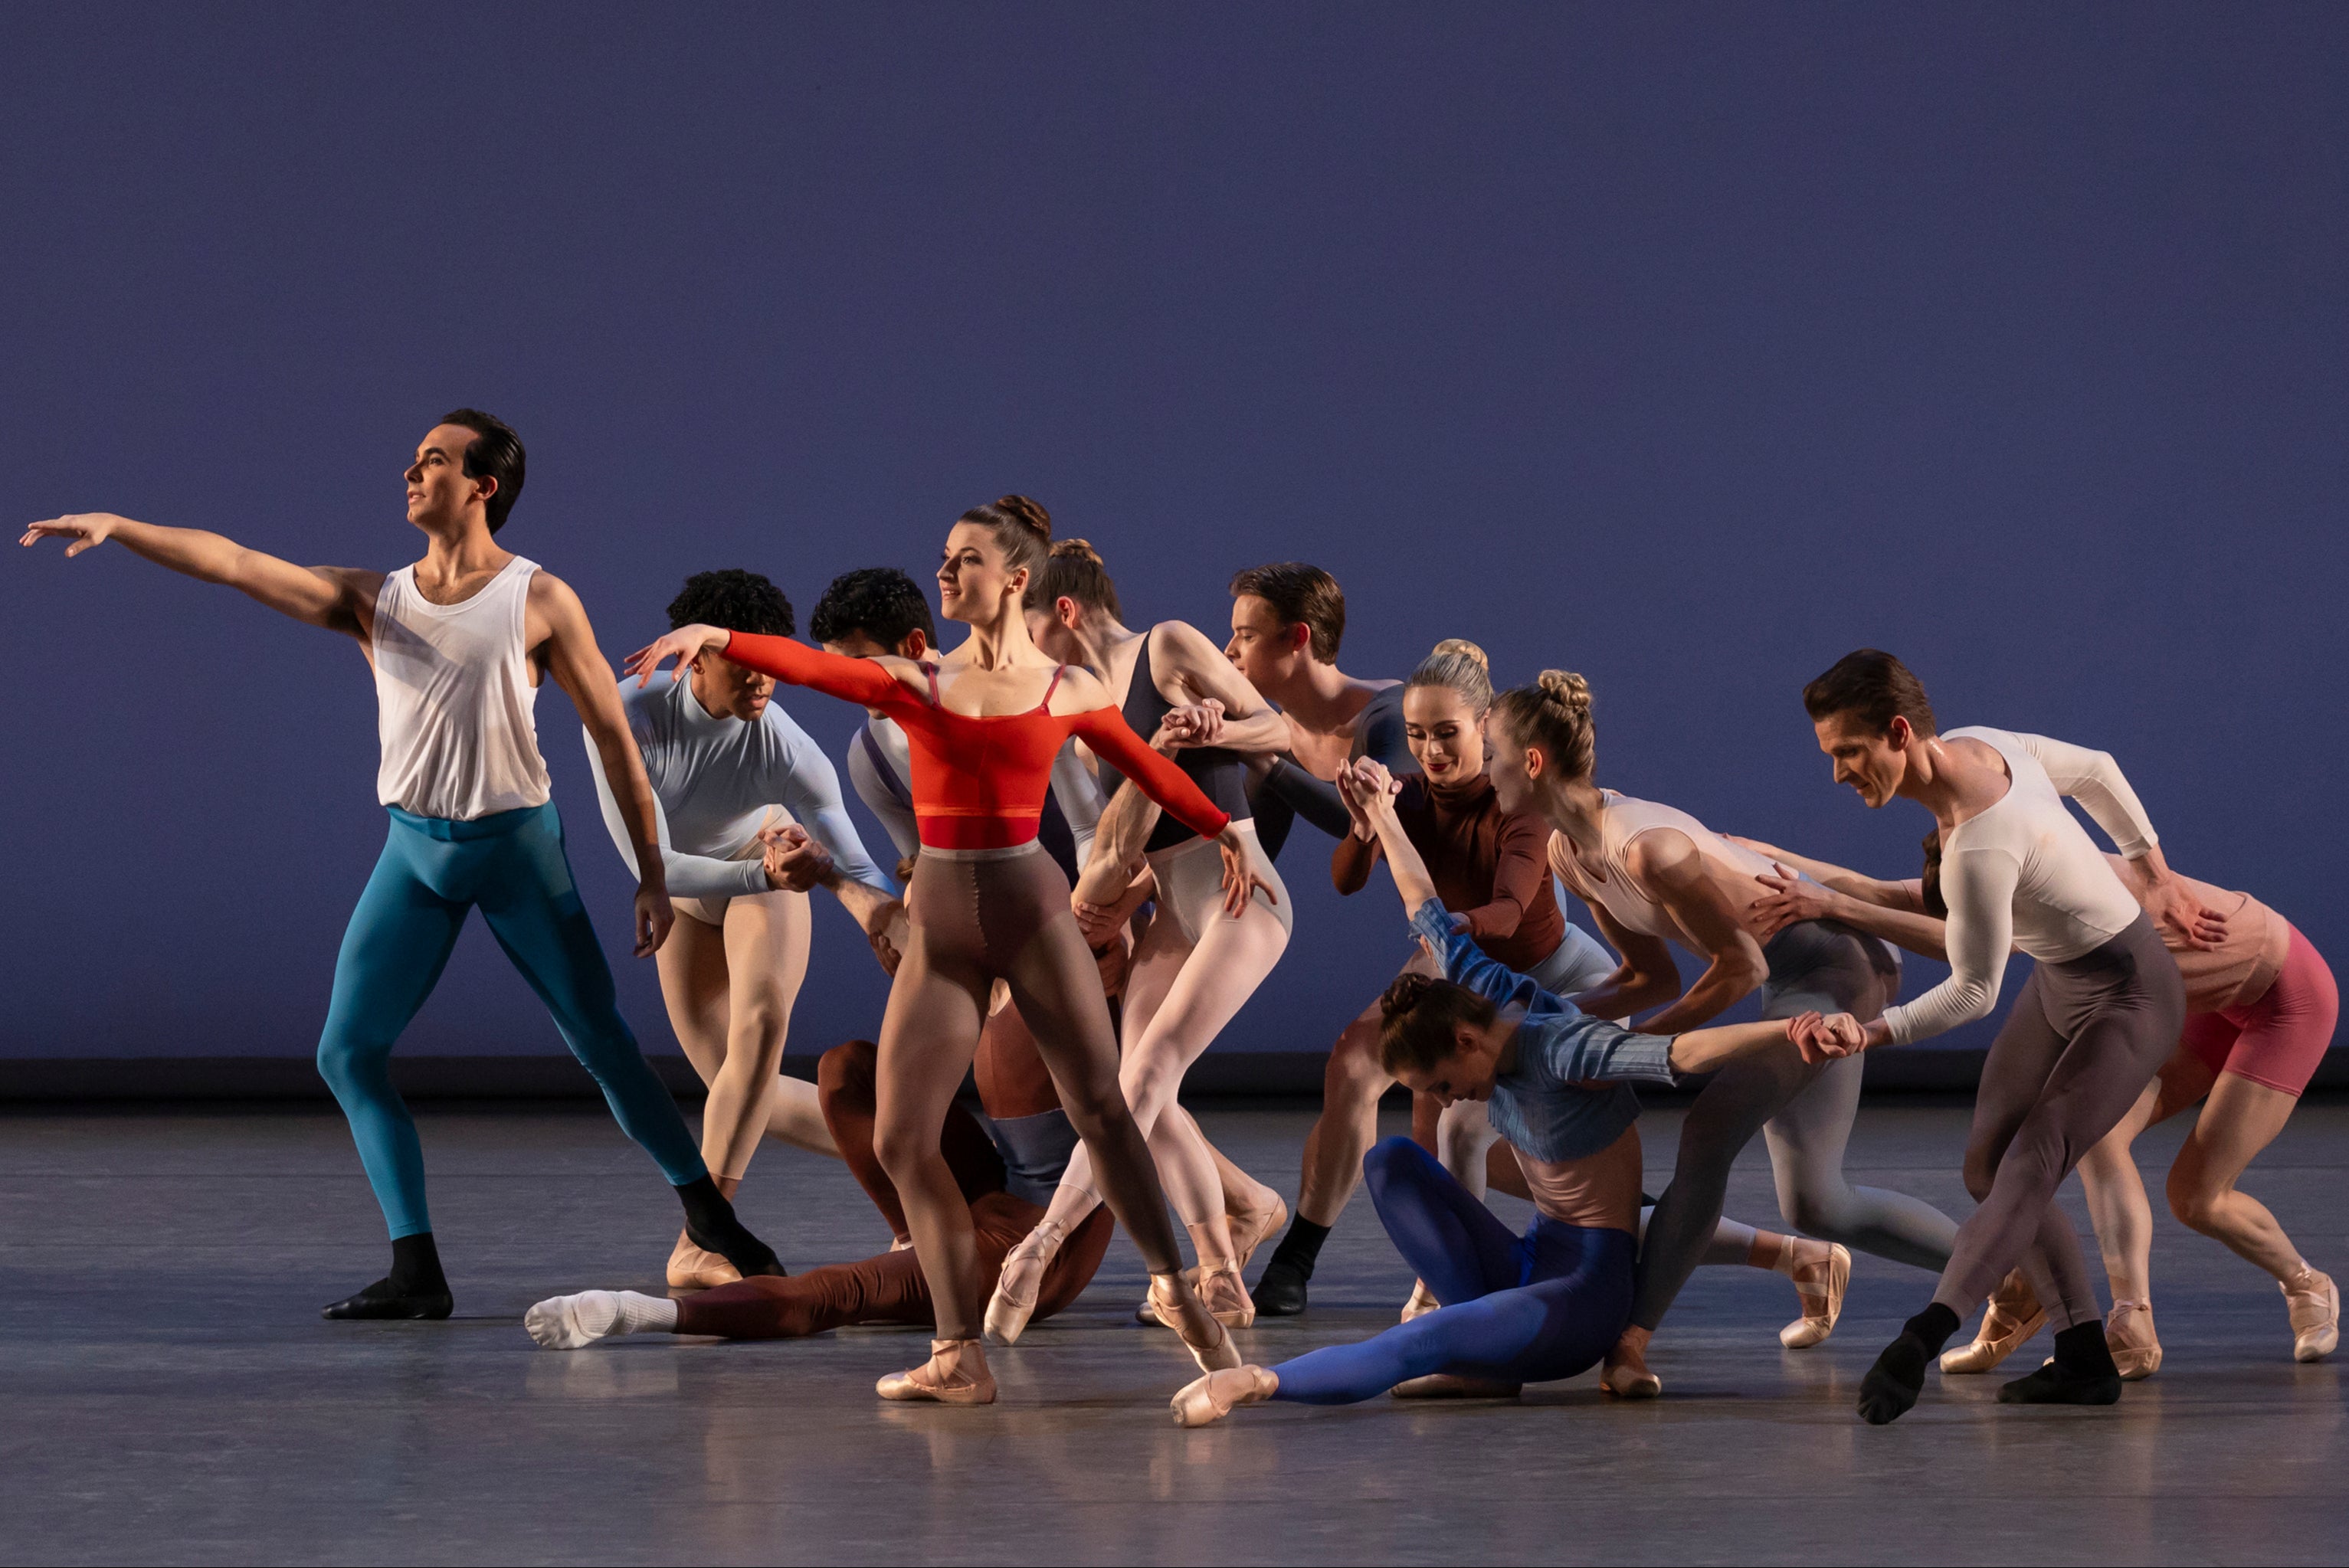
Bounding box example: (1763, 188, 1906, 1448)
(677, 1177, 787, 1278)
(1251, 1258, 1310, 1317)
(322, 1278, 454, 1321)
(1999, 1321, 2122, 1406)
(1858, 1304, 1961, 1426)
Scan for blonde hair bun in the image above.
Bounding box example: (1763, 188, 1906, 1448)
(1537, 669, 1592, 716)
(1430, 637, 1489, 673)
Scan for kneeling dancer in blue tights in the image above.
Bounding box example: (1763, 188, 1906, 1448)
(1173, 758, 1858, 1424)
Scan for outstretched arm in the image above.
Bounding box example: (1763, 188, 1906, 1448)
(21, 513, 379, 638)
(539, 574, 671, 957)
(1751, 865, 1951, 961)
(1722, 836, 1923, 912)
(2003, 730, 2222, 949)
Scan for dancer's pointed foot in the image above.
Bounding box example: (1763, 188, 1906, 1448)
(1859, 1304, 1959, 1425)
(983, 1219, 1065, 1346)
(677, 1177, 784, 1279)
(524, 1289, 677, 1349)
(322, 1277, 454, 1321)
(1171, 1365, 1278, 1427)
(1198, 1263, 1257, 1330)
(1391, 1373, 1521, 1399)
(2104, 1298, 2161, 1380)
(2284, 1268, 2339, 1363)
(1777, 1239, 1851, 1349)
(666, 1227, 742, 1291)
(1601, 1327, 1661, 1399)
(877, 1338, 997, 1404)
(1400, 1280, 1441, 1323)
(1152, 1272, 1242, 1373)
(1939, 1268, 2046, 1374)
(1229, 1192, 1288, 1271)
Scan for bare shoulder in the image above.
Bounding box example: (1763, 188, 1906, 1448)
(1050, 662, 1115, 712)
(526, 566, 587, 616)
(1623, 824, 1702, 880)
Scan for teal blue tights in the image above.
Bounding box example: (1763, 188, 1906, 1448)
(316, 804, 705, 1238)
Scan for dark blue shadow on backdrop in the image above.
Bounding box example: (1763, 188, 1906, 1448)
(2, 5, 2341, 1073)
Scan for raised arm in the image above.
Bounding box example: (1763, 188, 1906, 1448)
(1065, 708, 1231, 843)
(21, 513, 379, 638)
(1149, 621, 1292, 754)
(1873, 845, 2020, 1046)
(624, 623, 917, 713)
(539, 574, 671, 956)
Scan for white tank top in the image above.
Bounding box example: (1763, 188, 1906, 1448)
(371, 556, 552, 820)
(1558, 791, 1776, 944)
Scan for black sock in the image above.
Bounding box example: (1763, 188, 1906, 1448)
(1266, 1216, 1331, 1279)
(322, 1232, 452, 1319)
(1999, 1321, 2123, 1406)
(676, 1176, 785, 1278)
(390, 1232, 448, 1295)
(1858, 1303, 1960, 1426)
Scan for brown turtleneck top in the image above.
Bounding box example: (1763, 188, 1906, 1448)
(1331, 770, 1565, 971)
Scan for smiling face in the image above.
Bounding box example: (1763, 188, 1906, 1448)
(1224, 594, 1309, 690)
(403, 423, 495, 532)
(1813, 711, 1915, 808)
(937, 521, 1024, 627)
(1404, 685, 1484, 784)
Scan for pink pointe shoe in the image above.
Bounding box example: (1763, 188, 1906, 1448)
(1777, 1239, 1852, 1350)
(876, 1338, 997, 1406)
(1940, 1268, 2048, 1374)
(1150, 1273, 1243, 1373)
(2105, 1298, 2162, 1380)
(1171, 1365, 1279, 1427)
(1601, 1327, 1662, 1399)
(2284, 1268, 2339, 1363)
(983, 1219, 1064, 1347)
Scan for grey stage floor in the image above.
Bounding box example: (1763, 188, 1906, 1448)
(2, 1098, 2344, 1566)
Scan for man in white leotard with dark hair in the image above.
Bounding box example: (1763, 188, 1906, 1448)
(18, 411, 780, 1321)
(1798, 649, 2209, 1424)
(587, 567, 903, 1289)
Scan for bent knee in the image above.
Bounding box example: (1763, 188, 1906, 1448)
(816, 1040, 879, 1101)
(1780, 1186, 1857, 1239)
(1362, 1134, 1426, 1189)
(2165, 1167, 2226, 1232)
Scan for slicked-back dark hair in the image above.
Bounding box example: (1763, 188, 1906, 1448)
(667, 569, 794, 637)
(809, 567, 936, 650)
(1229, 561, 1345, 661)
(438, 408, 525, 533)
(1801, 649, 1938, 738)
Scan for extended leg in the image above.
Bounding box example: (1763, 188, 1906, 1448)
(1763, 1054, 1958, 1272)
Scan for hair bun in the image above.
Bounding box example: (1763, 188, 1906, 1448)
(1381, 971, 1438, 1022)
(1430, 637, 1488, 673)
(1050, 536, 1105, 566)
(1537, 669, 1591, 716)
(994, 494, 1051, 539)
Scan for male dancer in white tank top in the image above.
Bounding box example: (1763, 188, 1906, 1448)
(20, 411, 779, 1319)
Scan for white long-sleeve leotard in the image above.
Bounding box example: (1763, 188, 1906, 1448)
(1879, 726, 2155, 1045)
(585, 672, 892, 902)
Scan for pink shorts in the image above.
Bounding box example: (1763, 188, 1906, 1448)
(2182, 925, 2339, 1096)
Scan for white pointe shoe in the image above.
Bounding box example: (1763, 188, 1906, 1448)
(983, 1220, 1064, 1347)
(1171, 1366, 1278, 1427)
(2285, 1268, 2339, 1363)
(1777, 1239, 1853, 1349)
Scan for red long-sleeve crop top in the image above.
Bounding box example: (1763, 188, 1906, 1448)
(722, 632, 1232, 853)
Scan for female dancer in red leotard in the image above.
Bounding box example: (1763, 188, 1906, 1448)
(628, 496, 1265, 1406)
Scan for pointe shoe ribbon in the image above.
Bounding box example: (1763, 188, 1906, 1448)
(1197, 1263, 1256, 1330)
(1778, 1239, 1852, 1350)
(1939, 1268, 2047, 1374)
(1170, 1365, 1278, 1427)
(1400, 1280, 1440, 1323)
(983, 1219, 1064, 1347)
(876, 1337, 998, 1405)
(1152, 1273, 1243, 1373)
(2283, 1268, 2339, 1363)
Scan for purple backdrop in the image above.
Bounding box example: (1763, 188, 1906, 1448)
(4, 4, 2342, 1065)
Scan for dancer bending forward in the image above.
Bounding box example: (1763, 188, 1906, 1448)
(1483, 669, 1954, 1396)
(1171, 772, 1852, 1425)
(1795, 650, 2207, 1423)
(1748, 840, 2338, 1374)
(988, 538, 1293, 1341)
(588, 568, 906, 1288)
(627, 496, 1265, 1404)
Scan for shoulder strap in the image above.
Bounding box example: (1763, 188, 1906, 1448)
(855, 724, 916, 810)
(1036, 663, 1067, 712)
(921, 661, 942, 706)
